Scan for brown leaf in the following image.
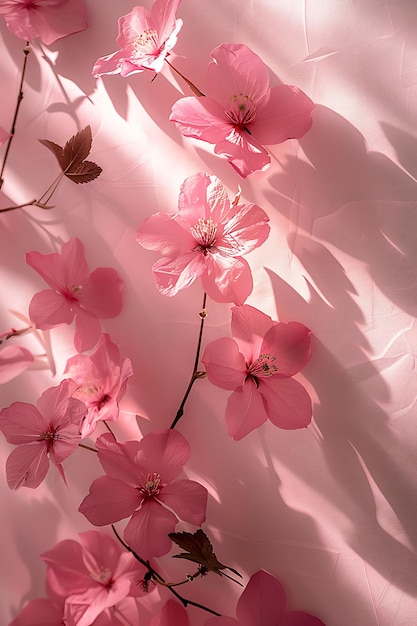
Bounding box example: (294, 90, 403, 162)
(169, 529, 242, 581)
(39, 125, 102, 184)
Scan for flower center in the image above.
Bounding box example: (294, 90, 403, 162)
(90, 567, 113, 587)
(247, 353, 278, 384)
(132, 28, 160, 57)
(39, 428, 60, 453)
(139, 472, 161, 499)
(225, 94, 257, 127)
(190, 218, 218, 255)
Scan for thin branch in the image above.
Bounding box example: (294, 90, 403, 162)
(111, 525, 221, 617)
(103, 420, 117, 440)
(165, 57, 205, 97)
(170, 292, 207, 429)
(0, 43, 30, 189)
(78, 443, 98, 454)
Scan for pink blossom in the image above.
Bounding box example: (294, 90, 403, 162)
(136, 172, 270, 304)
(0, 344, 33, 384)
(79, 429, 208, 560)
(151, 600, 189, 626)
(202, 305, 312, 440)
(0, 378, 86, 489)
(64, 334, 133, 438)
(0, 0, 88, 45)
(26, 237, 124, 353)
(42, 530, 149, 626)
(9, 596, 64, 626)
(93, 0, 182, 77)
(205, 570, 326, 626)
(170, 43, 315, 178)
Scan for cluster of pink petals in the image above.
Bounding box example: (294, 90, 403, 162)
(79, 429, 208, 560)
(27, 237, 124, 353)
(205, 570, 326, 626)
(0, 378, 86, 489)
(64, 333, 133, 438)
(170, 43, 315, 178)
(0, 0, 88, 45)
(93, 0, 182, 77)
(41, 530, 149, 626)
(202, 304, 312, 440)
(0, 344, 33, 384)
(136, 172, 270, 304)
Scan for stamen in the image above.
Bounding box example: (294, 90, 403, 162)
(190, 218, 218, 254)
(139, 472, 161, 498)
(247, 353, 278, 380)
(225, 94, 257, 126)
(132, 28, 160, 57)
(90, 568, 112, 586)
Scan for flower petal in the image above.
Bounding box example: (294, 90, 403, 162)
(0, 345, 34, 384)
(236, 570, 286, 626)
(135, 429, 191, 483)
(170, 96, 234, 145)
(219, 202, 270, 256)
(0, 402, 47, 444)
(252, 85, 315, 146)
(124, 499, 177, 560)
(259, 377, 312, 430)
(231, 305, 274, 363)
(79, 475, 141, 526)
(9, 598, 63, 626)
(158, 479, 207, 525)
(42, 539, 91, 595)
(201, 254, 253, 305)
(152, 252, 206, 296)
(202, 337, 247, 391)
(84, 267, 124, 319)
(6, 443, 49, 490)
(74, 308, 102, 352)
(225, 382, 268, 440)
(28, 289, 75, 329)
(96, 434, 142, 484)
(205, 620, 239, 626)
(261, 322, 312, 376)
(213, 127, 271, 178)
(278, 611, 327, 626)
(93, 49, 125, 77)
(151, 600, 190, 626)
(136, 212, 195, 256)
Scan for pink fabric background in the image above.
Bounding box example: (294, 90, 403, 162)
(1, 1, 416, 624)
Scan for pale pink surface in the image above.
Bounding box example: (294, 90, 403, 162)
(64, 333, 133, 437)
(27, 237, 124, 352)
(0, 345, 33, 383)
(42, 530, 148, 626)
(170, 43, 315, 177)
(136, 171, 270, 303)
(0, 0, 88, 44)
(202, 305, 312, 440)
(79, 429, 208, 560)
(93, 0, 182, 77)
(206, 570, 325, 626)
(0, 378, 86, 488)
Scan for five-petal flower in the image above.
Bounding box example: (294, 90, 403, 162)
(42, 530, 149, 626)
(93, 0, 182, 77)
(26, 237, 124, 353)
(202, 304, 312, 440)
(205, 570, 326, 626)
(64, 334, 133, 438)
(170, 43, 315, 178)
(0, 378, 87, 489)
(79, 429, 208, 560)
(136, 172, 270, 304)
(0, 0, 88, 45)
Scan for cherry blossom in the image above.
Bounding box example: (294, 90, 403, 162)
(42, 530, 149, 626)
(205, 570, 326, 626)
(26, 237, 124, 353)
(0, 378, 86, 489)
(9, 595, 65, 626)
(0, 0, 88, 45)
(136, 172, 270, 304)
(202, 304, 312, 440)
(79, 429, 208, 560)
(93, 0, 182, 77)
(0, 344, 33, 384)
(64, 334, 133, 438)
(151, 600, 189, 626)
(170, 43, 315, 178)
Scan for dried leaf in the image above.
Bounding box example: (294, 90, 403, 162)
(39, 125, 102, 184)
(169, 529, 242, 581)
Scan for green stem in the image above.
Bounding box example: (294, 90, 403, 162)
(0, 43, 30, 189)
(170, 292, 207, 429)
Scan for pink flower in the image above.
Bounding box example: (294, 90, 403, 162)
(170, 43, 315, 178)
(205, 570, 326, 626)
(151, 600, 189, 626)
(79, 429, 208, 560)
(136, 172, 270, 304)
(0, 0, 88, 45)
(202, 305, 312, 440)
(64, 334, 133, 438)
(42, 530, 149, 626)
(9, 596, 64, 626)
(93, 0, 182, 77)
(0, 345, 33, 384)
(0, 378, 87, 489)
(26, 237, 124, 353)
